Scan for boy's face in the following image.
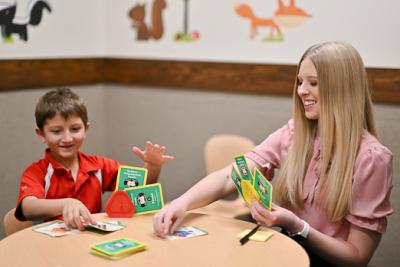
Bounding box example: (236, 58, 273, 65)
(36, 113, 89, 165)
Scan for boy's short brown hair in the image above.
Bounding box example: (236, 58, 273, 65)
(35, 88, 88, 130)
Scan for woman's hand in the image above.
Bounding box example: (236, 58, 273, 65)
(249, 201, 303, 234)
(153, 199, 187, 237)
(132, 141, 174, 168)
(62, 198, 96, 230)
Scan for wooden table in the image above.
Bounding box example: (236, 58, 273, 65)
(0, 212, 309, 267)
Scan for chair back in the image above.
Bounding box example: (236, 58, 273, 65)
(204, 134, 255, 174)
(3, 208, 33, 236)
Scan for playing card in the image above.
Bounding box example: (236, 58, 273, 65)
(85, 221, 125, 232)
(234, 155, 253, 184)
(165, 226, 208, 240)
(241, 180, 260, 204)
(32, 221, 80, 237)
(125, 183, 164, 215)
(90, 238, 146, 260)
(230, 166, 243, 197)
(115, 165, 147, 191)
(253, 168, 273, 210)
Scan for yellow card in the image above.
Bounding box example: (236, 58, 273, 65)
(241, 180, 259, 204)
(237, 229, 273, 242)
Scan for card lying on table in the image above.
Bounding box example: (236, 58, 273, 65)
(85, 221, 125, 232)
(33, 221, 80, 237)
(90, 238, 146, 260)
(165, 226, 208, 240)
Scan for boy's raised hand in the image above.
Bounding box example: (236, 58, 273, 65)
(132, 141, 174, 167)
(62, 198, 97, 230)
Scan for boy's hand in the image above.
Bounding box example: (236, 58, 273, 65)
(132, 141, 174, 167)
(153, 199, 187, 237)
(62, 198, 97, 230)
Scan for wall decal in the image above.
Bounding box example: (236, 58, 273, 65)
(234, 0, 310, 42)
(174, 0, 199, 42)
(128, 0, 166, 41)
(0, 0, 51, 43)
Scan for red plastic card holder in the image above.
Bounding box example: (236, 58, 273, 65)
(105, 190, 135, 218)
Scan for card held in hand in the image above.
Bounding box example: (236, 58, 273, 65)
(234, 155, 254, 184)
(253, 168, 273, 210)
(230, 166, 243, 197)
(115, 165, 148, 191)
(125, 183, 164, 215)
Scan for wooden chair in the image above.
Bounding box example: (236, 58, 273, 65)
(194, 134, 255, 218)
(3, 208, 33, 237)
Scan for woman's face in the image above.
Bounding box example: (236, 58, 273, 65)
(297, 57, 320, 120)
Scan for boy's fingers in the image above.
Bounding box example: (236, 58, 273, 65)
(163, 155, 175, 161)
(159, 146, 166, 154)
(132, 147, 145, 160)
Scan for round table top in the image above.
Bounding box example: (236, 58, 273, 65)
(0, 212, 309, 267)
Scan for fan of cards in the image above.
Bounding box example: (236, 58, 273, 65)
(231, 155, 273, 210)
(115, 165, 165, 215)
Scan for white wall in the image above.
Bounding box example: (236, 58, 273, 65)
(1, 0, 400, 68)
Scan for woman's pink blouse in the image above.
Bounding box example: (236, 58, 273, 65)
(246, 120, 393, 238)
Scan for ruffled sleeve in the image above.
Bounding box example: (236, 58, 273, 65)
(246, 120, 294, 179)
(346, 140, 393, 234)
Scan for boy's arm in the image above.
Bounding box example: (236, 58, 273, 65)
(132, 141, 174, 184)
(21, 196, 96, 230)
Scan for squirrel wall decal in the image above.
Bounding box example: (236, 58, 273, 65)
(128, 0, 166, 41)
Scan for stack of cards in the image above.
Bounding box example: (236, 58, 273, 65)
(90, 238, 146, 260)
(231, 155, 273, 210)
(115, 165, 165, 215)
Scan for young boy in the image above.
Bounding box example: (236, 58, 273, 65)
(15, 88, 174, 230)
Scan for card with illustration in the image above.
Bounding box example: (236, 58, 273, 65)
(125, 183, 164, 215)
(90, 238, 146, 260)
(241, 180, 260, 204)
(165, 226, 208, 240)
(230, 166, 243, 197)
(85, 220, 125, 232)
(234, 155, 253, 184)
(33, 221, 80, 237)
(253, 168, 273, 210)
(115, 165, 148, 191)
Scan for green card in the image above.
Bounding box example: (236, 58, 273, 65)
(234, 155, 253, 184)
(125, 183, 164, 215)
(230, 166, 243, 197)
(90, 238, 146, 260)
(115, 165, 147, 191)
(253, 168, 273, 210)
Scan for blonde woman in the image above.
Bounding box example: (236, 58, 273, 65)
(153, 42, 393, 266)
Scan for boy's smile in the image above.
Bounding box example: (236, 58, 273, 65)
(36, 113, 89, 169)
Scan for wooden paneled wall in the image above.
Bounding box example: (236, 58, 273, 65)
(0, 59, 399, 103)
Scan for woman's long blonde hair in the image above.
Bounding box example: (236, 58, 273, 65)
(275, 41, 377, 221)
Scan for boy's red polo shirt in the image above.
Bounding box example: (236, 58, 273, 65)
(15, 150, 119, 221)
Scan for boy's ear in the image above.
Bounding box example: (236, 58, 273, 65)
(35, 128, 46, 143)
(84, 122, 90, 137)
